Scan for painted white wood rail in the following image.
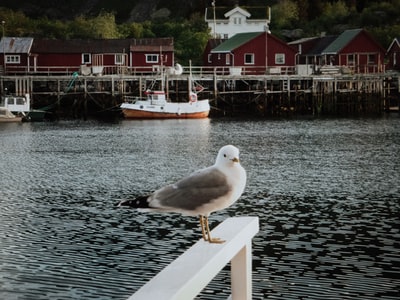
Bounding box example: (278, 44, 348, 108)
(127, 216, 259, 300)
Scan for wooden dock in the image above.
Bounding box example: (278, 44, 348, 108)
(1, 69, 399, 118)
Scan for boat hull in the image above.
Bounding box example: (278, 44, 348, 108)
(0, 107, 22, 123)
(121, 100, 210, 119)
(122, 109, 209, 119)
(24, 110, 48, 122)
(0, 117, 22, 123)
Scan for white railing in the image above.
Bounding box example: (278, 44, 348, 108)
(128, 216, 259, 300)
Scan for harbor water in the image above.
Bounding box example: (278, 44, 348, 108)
(0, 116, 399, 299)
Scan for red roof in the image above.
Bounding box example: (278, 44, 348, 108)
(31, 38, 174, 54)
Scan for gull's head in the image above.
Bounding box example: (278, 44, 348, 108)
(216, 145, 240, 166)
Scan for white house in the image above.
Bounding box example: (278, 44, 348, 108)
(205, 3, 271, 39)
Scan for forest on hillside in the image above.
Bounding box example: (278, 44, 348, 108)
(0, 0, 399, 64)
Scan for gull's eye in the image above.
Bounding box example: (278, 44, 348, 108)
(223, 154, 227, 157)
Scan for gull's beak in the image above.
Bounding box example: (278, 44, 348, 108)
(232, 157, 240, 163)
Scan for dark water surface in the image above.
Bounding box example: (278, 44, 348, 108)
(1, 117, 399, 299)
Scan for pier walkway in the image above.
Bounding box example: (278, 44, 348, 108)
(1, 67, 399, 116)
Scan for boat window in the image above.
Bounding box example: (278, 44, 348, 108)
(7, 98, 15, 105)
(16, 98, 25, 105)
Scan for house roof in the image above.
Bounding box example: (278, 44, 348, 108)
(307, 35, 338, 55)
(30, 38, 174, 54)
(205, 6, 269, 20)
(387, 37, 400, 53)
(207, 38, 227, 49)
(130, 38, 174, 52)
(31, 39, 132, 54)
(0, 37, 33, 53)
(211, 32, 263, 53)
(224, 6, 251, 18)
(322, 28, 363, 55)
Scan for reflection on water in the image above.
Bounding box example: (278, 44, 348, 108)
(0, 117, 399, 299)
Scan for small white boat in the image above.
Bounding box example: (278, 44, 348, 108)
(120, 90, 210, 119)
(1, 94, 47, 121)
(0, 107, 22, 122)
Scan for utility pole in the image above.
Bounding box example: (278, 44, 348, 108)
(1, 21, 5, 75)
(212, 1, 216, 38)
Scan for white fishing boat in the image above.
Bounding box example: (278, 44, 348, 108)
(120, 90, 210, 119)
(120, 63, 210, 119)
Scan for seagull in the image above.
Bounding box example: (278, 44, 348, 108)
(118, 145, 247, 243)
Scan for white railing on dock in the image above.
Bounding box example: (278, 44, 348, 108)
(127, 216, 259, 300)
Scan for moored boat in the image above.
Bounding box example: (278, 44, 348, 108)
(0, 107, 22, 122)
(1, 94, 48, 122)
(120, 90, 210, 119)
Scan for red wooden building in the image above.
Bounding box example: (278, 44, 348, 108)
(386, 37, 400, 71)
(204, 31, 297, 75)
(0, 37, 33, 75)
(291, 29, 386, 74)
(130, 38, 174, 73)
(0, 37, 174, 75)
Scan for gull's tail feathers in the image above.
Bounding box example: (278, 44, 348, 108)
(117, 195, 150, 208)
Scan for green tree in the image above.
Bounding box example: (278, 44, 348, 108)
(91, 11, 119, 38)
(151, 13, 209, 65)
(68, 16, 94, 39)
(319, 0, 353, 32)
(271, 0, 299, 29)
(35, 17, 68, 39)
(0, 8, 32, 36)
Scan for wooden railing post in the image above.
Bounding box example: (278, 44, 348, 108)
(231, 240, 252, 300)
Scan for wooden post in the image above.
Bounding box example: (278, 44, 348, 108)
(231, 240, 252, 299)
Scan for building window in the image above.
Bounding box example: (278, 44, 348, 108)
(5, 55, 20, 64)
(226, 53, 230, 65)
(233, 17, 242, 25)
(244, 53, 254, 64)
(347, 54, 355, 65)
(275, 53, 285, 64)
(208, 54, 212, 63)
(368, 54, 375, 65)
(82, 53, 91, 64)
(115, 54, 125, 65)
(146, 54, 159, 64)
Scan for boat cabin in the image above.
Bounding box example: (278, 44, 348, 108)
(1, 94, 30, 113)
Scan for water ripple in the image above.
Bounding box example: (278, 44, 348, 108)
(1, 117, 400, 299)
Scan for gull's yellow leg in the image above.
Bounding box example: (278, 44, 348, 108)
(199, 215, 208, 241)
(204, 216, 225, 244)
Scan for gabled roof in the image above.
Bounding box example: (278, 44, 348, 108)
(211, 32, 263, 53)
(322, 28, 363, 55)
(307, 35, 337, 55)
(0, 37, 33, 53)
(205, 6, 269, 20)
(206, 38, 227, 49)
(387, 37, 400, 53)
(224, 6, 251, 18)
